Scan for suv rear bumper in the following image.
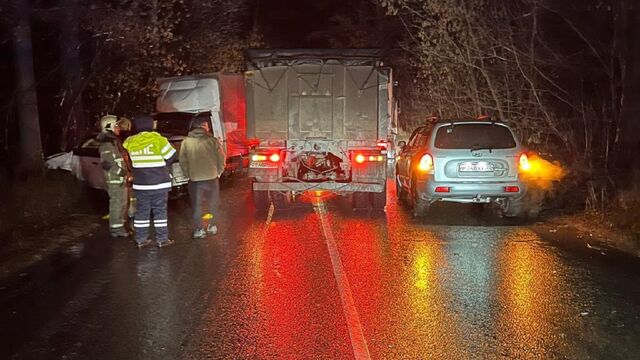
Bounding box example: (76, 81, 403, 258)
(416, 176, 525, 203)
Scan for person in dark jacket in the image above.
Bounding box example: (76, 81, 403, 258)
(98, 115, 131, 237)
(179, 117, 226, 238)
(123, 115, 177, 248)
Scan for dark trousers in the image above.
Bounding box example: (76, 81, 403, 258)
(188, 178, 220, 230)
(134, 189, 169, 244)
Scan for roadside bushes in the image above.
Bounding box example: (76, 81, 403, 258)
(382, 0, 638, 223)
(0, 170, 104, 247)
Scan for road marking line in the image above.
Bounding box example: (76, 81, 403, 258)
(265, 202, 275, 226)
(313, 200, 371, 360)
(254, 202, 274, 243)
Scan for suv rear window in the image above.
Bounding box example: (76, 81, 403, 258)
(434, 124, 516, 149)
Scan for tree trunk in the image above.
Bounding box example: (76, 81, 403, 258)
(59, 0, 87, 151)
(619, 1, 640, 169)
(12, 0, 43, 177)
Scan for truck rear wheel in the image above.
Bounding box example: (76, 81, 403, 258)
(252, 190, 269, 210)
(371, 185, 387, 210)
(352, 192, 369, 209)
(271, 192, 290, 209)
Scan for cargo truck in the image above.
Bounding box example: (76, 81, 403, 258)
(155, 73, 250, 191)
(244, 49, 397, 209)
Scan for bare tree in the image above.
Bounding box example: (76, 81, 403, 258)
(58, 0, 87, 151)
(79, 0, 258, 116)
(11, 0, 43, 177)
(381, 0, 637, 171)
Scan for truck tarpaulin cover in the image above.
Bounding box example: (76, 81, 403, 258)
(218, 74, 248, 157)
(244, 48, 385, 68)
(244, 49, 391, 142)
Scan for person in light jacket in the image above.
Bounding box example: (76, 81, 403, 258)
(179, 117, 226, 238)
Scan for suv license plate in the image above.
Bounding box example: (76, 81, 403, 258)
(459, 162, 493, 172)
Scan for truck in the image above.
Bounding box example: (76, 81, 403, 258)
(244, 49, 398, 209)
(155, 73, 250, 190)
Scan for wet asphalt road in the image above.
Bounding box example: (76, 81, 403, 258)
(1, 177, 640, 359)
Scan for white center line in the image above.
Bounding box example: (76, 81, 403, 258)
(313, 200, 371, 360)
(265, 202, 275, 227)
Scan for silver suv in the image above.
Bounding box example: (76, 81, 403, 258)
(395, 119, 539, 218)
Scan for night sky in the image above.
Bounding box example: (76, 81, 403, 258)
(257, 0, 350, 47)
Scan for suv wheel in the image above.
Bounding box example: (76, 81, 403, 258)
(411, 178, 430, 217)
(395, 174, 407, 201)
(499, 199, 541, 220)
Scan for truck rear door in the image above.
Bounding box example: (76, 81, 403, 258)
(246, 63, 382, 142)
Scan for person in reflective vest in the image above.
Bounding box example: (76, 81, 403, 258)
(98, 115, 132, 237)
(123, 115, 177, 248)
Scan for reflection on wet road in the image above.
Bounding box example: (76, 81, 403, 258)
(1, 178, 639, 359)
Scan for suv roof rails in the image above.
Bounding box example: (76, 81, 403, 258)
(425, 115, 439, 124)
(436, 117, 503, 124)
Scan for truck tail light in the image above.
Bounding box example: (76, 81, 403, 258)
(354, 153, 384, 164)
(504, 186, 520, 193)
(251, 151, 282, 166)
(418, 154, 434, 172)
(435, 186, 450, 193)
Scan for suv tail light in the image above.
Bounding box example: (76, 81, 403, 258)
(519, 153, 531, 172)
(418, 154, 434, 172)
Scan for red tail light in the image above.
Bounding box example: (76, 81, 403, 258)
(251, 152, 281, 164)
(435, 186, 450, 193)
(354, 153, 385, 164)
(504, 186, 520, 193)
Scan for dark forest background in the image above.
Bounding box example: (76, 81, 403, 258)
(1, 0, 639, 209)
